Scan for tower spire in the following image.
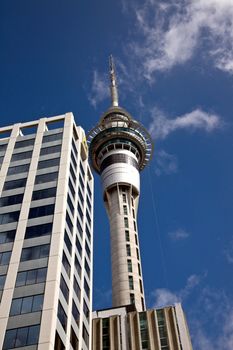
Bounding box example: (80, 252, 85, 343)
(109, 55, 119, 107)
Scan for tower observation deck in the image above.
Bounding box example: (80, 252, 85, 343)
(88, 56, 153, 311)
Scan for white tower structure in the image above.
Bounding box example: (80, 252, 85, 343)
(88, 57, 153, 312)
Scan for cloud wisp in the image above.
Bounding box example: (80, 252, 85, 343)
(88, 70, 109, 108)
(129, 0, 233, 79)
(149, 107, 221, 140)
(155, 149, 178, 176)
(168, 228, 190, 241)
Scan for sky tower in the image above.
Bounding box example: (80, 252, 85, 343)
(88, 57, 153, 312)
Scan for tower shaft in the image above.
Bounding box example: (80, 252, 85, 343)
(105, 185, 145, 311)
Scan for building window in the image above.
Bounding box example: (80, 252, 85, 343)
(134, 221, 137, 232)
(79, 175, 84, 191)
(122, 193, 126, 203)
(25, 223, 53, 239)
(0, 275, 6, 290)
(126, 245, 131, 256)
(21, 244, 50, 262)
(3, 178, 27, 191)
(55, 331, 65, 350)
(66, 211, 73, 234)
(135, 234, 138, 245)
(11, 150, 33, 161)
(74, 255, 81, 277)
(85, 258, 90, 278)
(139, 279, 143, 294)
(14, 139, 35, 149)
(38, 158, 60, 169)
(67, 194, 74, 216)
(130, 293, 135, 305)
(129, 276, 134, 290)
(77, 202, 83, 220)
(156, 309, 169, 349)
(70, 164, 76, 185)
(35, 172, 58, 184)
(57, 301, 67, 331)
(87, 183, 92, 199)
(136, 248, 140, 260)
(139, 312, 149, 349)
(40, 144, 61, 156)
(64, 230, 72, 255)
(78, 188, 84, 205)
(10, 294, 44, 316)
(0, 230, 16, 244)
(123, 205, 127, 215)
(60, 275, 69, 303)
(0, 212, 20, 225)
(16, 268, 47, 287)
(32, 187, 56, 201)
(29, 204, 54, 219)
(7, 163, 30, 175)
(62, 252, 71, 278)
(124, 217, 129, 228)
(76, 217, 83, 237)
(138, 263, 141, 276)
(84, 278, 90, 298)
(85, 241, 90, 259)
(86, 210, 91, 226)
(87, 196, 92, 212)
(82, 325, 89, 347)
(80, 162, 85, 178)
(71, 151, 77, 170)
(3, 325, 40, 349)
(73, 277, 81, 300)
(76, 237, 82, 257)
(0, 251, 11, 266)
(0, 194, 24, 207)
(125, 230, 130, 242)
(70, 327, 79, 350)
(83, 300, 89, 321)
(102, 318, 110, 350)
(72, 301, 80, 325)
(42, 132, 63, 143)
(127, 259, 133, 272)
(132, 208, 135, 219)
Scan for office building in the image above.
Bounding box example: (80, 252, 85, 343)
(0, 113, 93, 350)
(92, 303, 193, 350)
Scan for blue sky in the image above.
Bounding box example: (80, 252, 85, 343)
(1, 0, 233, 348)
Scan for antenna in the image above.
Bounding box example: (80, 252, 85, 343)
(109, 55, 119, 107)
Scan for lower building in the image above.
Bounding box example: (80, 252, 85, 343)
(92, 303, 192, 350)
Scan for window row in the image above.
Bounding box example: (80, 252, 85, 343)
(16, 267, 47, 287)
(3, 325, 40, 349)
(10, 294, 44, 316)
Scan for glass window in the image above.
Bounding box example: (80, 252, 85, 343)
(0, 274, 6, 290)
(70, 327, 79, 350)
(55, 331, 65, 350)
(62, 252, 71, 277)
(14, 139, 34, 149)
(134, 221, 137, 232)
(76, 217, 83, 236)
(124, 217, 129, 228)
(85, 241, 90, 259)
(136, 248, 140, 260)
(84, 278, 90, 298)
(126, 245, 131, 256)
(66, 211, 73, 233)
(74, 255, 81, 278)
(71, 151, 77, 170)
(3, 178, 27, 190)
(80, 162, 85, 177)
(87, 196, 91, 212)
(0, 143, 7, 152)
(139, 279, 143, 293)
(135, 234, 138, 245)
(76, 237, 82, 257)
(79, 175, 84, 191)
(25, 223, 53, 239)
(129, 276, 134, 290)
(3, 329, 16, 349)
(130, 293, 135, 305)
(40, 144, 61, 156)
(11, 150, 32, 161)
(72, 301, 80, 325)
(60, 275, 69, 302)
(70, 165, 76, 185)
(85, 259, 90, 278)
(42, 132, 63, 143)
(83, 300, 89, 321)
(0, 212, 20, 225)
(123, 205, 127, 215)
(86, 225, 91, 242)
(73, 277, 81, 300)
(72, 139, 78, 156)
(67, 195, 74, 215)
(57, 301, 67, 331)
(10, 295, 43, 316)
(122, 193, 126, 203)
(35, 171, 58, 184)
(87, 183, 92, 199)
(27, 325, 40, 345)
(64, 230, 72, 254)
(28, 204, 54, 219)
(37, 158, 60, 169)
(125, 230, 130, 242)
(86, 210, 91, 226)
(127, 259, 132, 272)
(20, 244, 50, 262)
(0, 230, 16, 244)
(32, 187, 56, 201)
(0, 251, 11, 265)
(7, 163, 30, 175)
(82, 325, 89, 347)
(0, 194, 24, 207)
(16, 268, 47, 287)
(138, 263, 141, 276)
(78, 188, 84, 205)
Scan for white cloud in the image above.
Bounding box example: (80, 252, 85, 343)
(223, 239, 233, 264)
(168, 228, 190, 241)
(149, 107, 221, 139)
(129, 0, 233, 78)
(155, 149, 178, 176)
(88, 70, 109, 108)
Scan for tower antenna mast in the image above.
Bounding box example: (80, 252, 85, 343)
(109, 55, 119, 107)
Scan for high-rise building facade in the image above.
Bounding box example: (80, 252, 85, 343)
(0, 113, 93, 350)
(88, 57, 153, 312)
(92, 303, 193, 350)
